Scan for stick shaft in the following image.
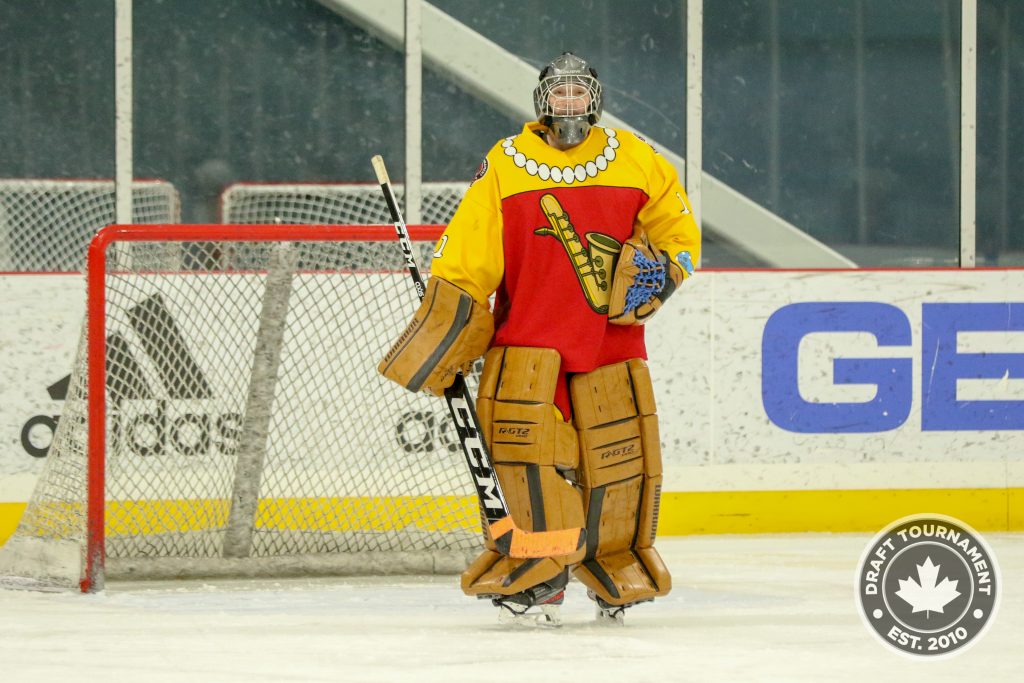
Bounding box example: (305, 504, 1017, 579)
(370, 155, 585, 559)
(372, 155, 426, 299)
(371, 155, 511, 523)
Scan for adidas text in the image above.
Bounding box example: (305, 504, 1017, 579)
(111, 399, 241, 457)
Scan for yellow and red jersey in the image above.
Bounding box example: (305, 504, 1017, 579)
(431, 122, 701, 377)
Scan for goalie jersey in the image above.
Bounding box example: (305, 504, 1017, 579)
(431, 122, 701, 379)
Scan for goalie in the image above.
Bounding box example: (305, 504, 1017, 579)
(378, 52, 700, 625)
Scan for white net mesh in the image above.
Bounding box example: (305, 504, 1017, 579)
(220, 182, 467, 225)
(1, 227, 481, 589)
(0, 180, 180, 272)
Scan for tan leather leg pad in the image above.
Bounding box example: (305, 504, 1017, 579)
(484, 346, 562, 402)
(571, 359, 669, 596)
(461, 549, 570, 597)
(572, 359, 657, 424)
(473, 346, 584, 563)
(571, 547, 672, 606)
(477, 346, 577, 469)
(587, 475, 641, 555)
(491, 464, 585, 557)
(572, 359, 661, 489)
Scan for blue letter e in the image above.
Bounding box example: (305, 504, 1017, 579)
(921, 303, 1024, 430)
(762, 302, 912, 433)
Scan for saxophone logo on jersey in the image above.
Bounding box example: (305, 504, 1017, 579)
(533, 193, 621, 313)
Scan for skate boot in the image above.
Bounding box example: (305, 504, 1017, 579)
(588, 590, 652, 626)
(488, 570, 568, 627)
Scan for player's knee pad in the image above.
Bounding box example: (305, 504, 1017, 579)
(461, 346, 586, 597)
(569, 358, 671, 605)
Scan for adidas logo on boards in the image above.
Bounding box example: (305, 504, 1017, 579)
(20, 294, 242, 459)
(19, 376, 68, 458)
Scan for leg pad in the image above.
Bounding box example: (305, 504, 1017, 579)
(569, 359, 671, 605)
(462, 550, 570, 596)
(462, 346, 585, 597)
(573, 547, 671, 606)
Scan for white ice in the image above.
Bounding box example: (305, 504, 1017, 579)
(1, 533, 1021, 682)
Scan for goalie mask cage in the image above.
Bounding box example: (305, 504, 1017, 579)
(0, 223, 481, 593)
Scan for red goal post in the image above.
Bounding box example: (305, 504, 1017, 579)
(2, 223, 481, 592)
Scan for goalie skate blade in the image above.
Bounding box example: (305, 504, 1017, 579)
(595, 605, 626, 626)
(497, 604, 563, 628)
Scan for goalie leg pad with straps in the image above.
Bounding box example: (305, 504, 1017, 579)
(462, 346, 586, 597)
(461, 551, 569, 597)
(569, 358, 671, 606)
(377, 276, 493, 396)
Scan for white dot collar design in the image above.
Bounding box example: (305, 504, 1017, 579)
(501, 127, 620, 184)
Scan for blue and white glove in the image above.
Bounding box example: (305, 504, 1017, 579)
(607, 229, 690, 325)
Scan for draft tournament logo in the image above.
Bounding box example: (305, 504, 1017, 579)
(857, 513, 1000, 658)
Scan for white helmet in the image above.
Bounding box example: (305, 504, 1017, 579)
(533, 52, 603, 147)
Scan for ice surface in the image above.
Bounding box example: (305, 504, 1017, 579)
(1, 533, 1021, 682)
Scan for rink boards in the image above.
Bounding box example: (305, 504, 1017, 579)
(0, 268, 1021, 541)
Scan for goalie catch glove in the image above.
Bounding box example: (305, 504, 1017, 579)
(607, 227, 691, 326)
(378, 277, 494, 396)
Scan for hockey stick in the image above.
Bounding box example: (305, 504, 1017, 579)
(371, 155, 585, 559)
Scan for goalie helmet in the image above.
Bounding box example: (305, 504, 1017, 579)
(533, 52, 603, 148)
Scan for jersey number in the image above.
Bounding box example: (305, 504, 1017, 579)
(675, 193, 691, 214)
(433, 235, 449, 258)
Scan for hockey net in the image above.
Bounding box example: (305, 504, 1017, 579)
(220, 182, 466, 226)
(0, 179, 180, 272)
(0, 223, 480, 592)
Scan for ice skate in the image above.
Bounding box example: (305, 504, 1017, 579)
(494, 591, 564, 627)
(589, 590, 652, 626)
(488, 572, 568, 627)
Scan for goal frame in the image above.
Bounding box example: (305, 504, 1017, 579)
(82, 222, 446, 592)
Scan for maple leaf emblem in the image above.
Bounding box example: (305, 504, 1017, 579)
(895, 556, 961, 617)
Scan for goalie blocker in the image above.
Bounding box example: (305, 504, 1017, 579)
(378, 277, 493, 395)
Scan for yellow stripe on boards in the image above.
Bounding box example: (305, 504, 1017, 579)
(660, 488, 1022, 534)
(253, 496, 479, 533)
(0, 489, 1021, 547)
(0, 502, 22, 545)
(103, 496, 481, 536)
